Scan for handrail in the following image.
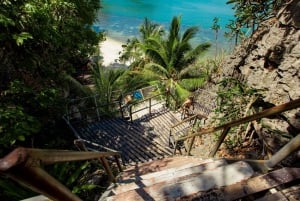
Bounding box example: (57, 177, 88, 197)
(176, 98, 300, 157)
(126, 93, 166, 122)
(170, 114, 198, 129)
(65, 94, 121, 123)
(74, 139, 124, 170)
(0, 147, 123, 201)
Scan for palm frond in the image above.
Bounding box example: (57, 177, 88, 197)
(178, 77, 207, 91)
(178, 64, 205, 78)
(181, 26, 199, 43)
(173, 82, 191, 103)
(144, 62, 170, 78)
(184, 42, 211, 64)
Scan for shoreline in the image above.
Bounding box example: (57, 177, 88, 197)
(100, 37, 126, 67)
(99, 35, 232, 67)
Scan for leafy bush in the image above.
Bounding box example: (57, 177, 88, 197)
(213, 78, 261, 147)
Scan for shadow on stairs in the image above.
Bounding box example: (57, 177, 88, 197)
(72, 107, 191, 165)
(99, 156, 300, 201)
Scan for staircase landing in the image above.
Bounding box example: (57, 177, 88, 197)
(75, 108, 191, 165)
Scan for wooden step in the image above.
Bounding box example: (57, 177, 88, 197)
(106, 161, 254, 201)
(113, 158, 227, 194)
(120, 157, 217, 179)
(183, 167, 300, 201)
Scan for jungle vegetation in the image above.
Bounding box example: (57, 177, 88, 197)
(0, 0, 287, 200)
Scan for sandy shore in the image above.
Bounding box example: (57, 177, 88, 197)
(100, 37, 125, 67)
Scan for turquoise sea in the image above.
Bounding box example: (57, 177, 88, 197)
(95, 0, 234, 49)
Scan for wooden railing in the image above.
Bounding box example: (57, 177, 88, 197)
(0, 147, 123, 201)
(169, 114, 198, 154)
(176, 98, 300, 161)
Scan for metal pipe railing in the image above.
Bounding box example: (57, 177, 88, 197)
(0, 147, 122, 201)
(126, 93, 165, 122)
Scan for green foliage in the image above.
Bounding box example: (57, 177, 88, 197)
(46, 161, 108, 200)
(224, 19, 246, 46)
(0, 0, 102, 151)
(0, 178, 35, 201)
(120, 16, 211, 108)
(226, 0, 285, 44)
(0, 0, 102, 198)
(0, 105, 40, 147)
(213, 78, 261, 147)
(12, 32, 33, 46)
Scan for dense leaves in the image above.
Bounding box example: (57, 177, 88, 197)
(0, 0, 101, 150)
(0, 0, 102, 199)
(225, 0, 286, 44)
(120, 16, 211, 107)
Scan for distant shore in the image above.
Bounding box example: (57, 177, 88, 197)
(100, 37, 125, 67)
(99, 35, 232, 67)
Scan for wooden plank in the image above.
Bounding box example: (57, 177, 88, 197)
(126, 119, 173, 156)
(98, 120, 149, 161)
(221, 167, 300, 200)
(108, 121, 156, 160)
(107, 161, 254, 201)
(113, 159, 227, 194)
(119, 121, 171, 157)
(99, 118, 170, 163)
(182, 168, 300, 201)
(254, 190, 289, 201)
(77, 110, 179, 164)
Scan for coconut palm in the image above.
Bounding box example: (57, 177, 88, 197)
(119, 18, 164, 70)
(140, 16, 211, 106)
(90, 64, 149, 116)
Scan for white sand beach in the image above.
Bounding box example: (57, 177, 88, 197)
(100, 37, 125, 67)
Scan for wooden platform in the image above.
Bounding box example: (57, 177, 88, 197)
(100, 156, 300, 201)
(74, 108, 192, 165)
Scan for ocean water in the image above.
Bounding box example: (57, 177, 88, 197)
(95, 0, 234, 49)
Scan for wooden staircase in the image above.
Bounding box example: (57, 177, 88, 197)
(99, 156, 255, 201)
(70, 107, 192, 165)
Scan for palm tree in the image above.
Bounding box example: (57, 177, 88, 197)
(211, 17, 221, 57)
(119, 18, 164, 69)
(90, 64, 149, 116)
(140, 16, 211, 106)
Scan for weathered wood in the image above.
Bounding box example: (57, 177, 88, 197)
(107, 161, 254, 201)
(178, 98, 300, 142)
(265, 134, 300, 168)
(113, 159, 227, 194)
(208, 126, 231, 157)
(178, 167, 300, 201)
(74, 109, 183, 164)
(221, 167, 300, 200)
(254, 190, 289, 201)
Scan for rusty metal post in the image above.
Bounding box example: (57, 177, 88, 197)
(114, 155, 123, 172)
(100, 157, 116, 183)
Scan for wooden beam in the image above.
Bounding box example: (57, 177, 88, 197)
(221, 167, 300, 200)
(183, 167, 300, 201)
(208, 126, 231, 157)
(177, 98, 300, 141)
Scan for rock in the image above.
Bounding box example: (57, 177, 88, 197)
(278, 0, 300, 28)
(221, 1, 299, 122)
